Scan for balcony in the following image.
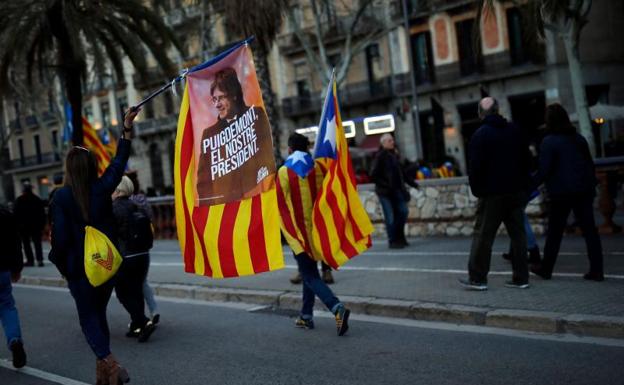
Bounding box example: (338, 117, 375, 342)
(25, 115, 38, 129)
(281, 75, 412, 118)
(8, 152, 62, 173)
(135, 115, 178, 137)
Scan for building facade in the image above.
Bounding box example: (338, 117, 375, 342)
(2, 0, 623, 201)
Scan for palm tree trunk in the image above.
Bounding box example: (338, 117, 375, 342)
(562, 34, 594, 156)
(253, 47, 282, 163)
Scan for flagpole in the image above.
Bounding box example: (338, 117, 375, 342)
(131, 36, 256, 110)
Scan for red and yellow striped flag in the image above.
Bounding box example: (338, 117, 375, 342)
(82, 117, 112, 176)
(174, 41, 284, 278)
(311, 74, 374, 268)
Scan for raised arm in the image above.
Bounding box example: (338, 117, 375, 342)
(98, 107, 140, 194)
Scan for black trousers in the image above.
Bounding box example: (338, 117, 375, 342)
(115, 253, 150, 329)
(21, 229, 43, 264)
(468, 192, 528, 284)
(542, 193, 603, 275)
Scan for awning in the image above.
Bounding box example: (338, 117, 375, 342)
(570, 103, 624, 121)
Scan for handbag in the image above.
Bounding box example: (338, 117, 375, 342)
(84, 226, 123, 287)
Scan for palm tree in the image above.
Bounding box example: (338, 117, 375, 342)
(0, 0, 183, 145)
(480, 0, 595, 154)
(222, 0, 285, 162)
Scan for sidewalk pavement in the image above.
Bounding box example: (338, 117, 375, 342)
(22, 235, 624, 339)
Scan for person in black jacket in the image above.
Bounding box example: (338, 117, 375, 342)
(0, 205, 27, 368)
(112, 176, 155, 342)
(370, 133, 418, 249)
(531, 103, 604, 281)
(459, 97, 531, 290)
(49, 107, 139, 384)
(14, 183, 46, 267)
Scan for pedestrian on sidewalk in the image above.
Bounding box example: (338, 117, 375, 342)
(126, 171, 160, 325)
(459, 97, 531, 290)
(277, 133, 350, 336)
(112, 176, 156, 342)
(0, 204, 27, 368)
(14, 182, 46, 267)
(49, 107, 139, 385)
(530, 103, 604, 281)
(370, 133, 418, 249)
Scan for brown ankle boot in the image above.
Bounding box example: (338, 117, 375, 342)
(96, 359, 109, 385)
(103, 354, 130, 384)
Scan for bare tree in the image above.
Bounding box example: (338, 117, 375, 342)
(285, 0, 397, 88)
(482, 0, 595, 155)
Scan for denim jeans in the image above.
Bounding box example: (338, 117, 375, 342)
(294, 253, 340, 319)
(68, 277, 115, 359)
(143, 280, 158, 316)
(377, 190, 408, 244)
(0, 271, 22, 348)
(524, 213, 537, 250)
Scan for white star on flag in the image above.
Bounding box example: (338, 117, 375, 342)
(290, 150, 309, 165)
(322, 115, 337, 154)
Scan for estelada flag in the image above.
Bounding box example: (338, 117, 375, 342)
(174, 39, 284, 278)
(82, 117, 112, 176)
(311, 72, 374, 268)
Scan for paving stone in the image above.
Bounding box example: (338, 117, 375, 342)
(366, 298, 415, 318)
(411, 303, 487, 325)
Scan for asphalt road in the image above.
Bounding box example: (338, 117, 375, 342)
(2, 284, 623, 385)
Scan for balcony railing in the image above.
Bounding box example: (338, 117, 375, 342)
(281, 75, 412, 117)
(135, 115, 178, 136)
(9, 152, 61, 170)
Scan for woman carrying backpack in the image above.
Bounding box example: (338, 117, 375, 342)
(112, 176, 155, 342)
(49, 107, 139, 385)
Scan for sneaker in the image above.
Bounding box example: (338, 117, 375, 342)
(295, 317, 315, 330)
(335, 305, 350, 336)
(137, 321, 156, 343)
(322, 270, 334, 284)
(458, 278, 488, 291)
(9, 340, 26, 368)
(583, 272, 605, 282)
(152, 313, 160, 325)
(504, 280, 530, 289)
(289, 272, 302, 284)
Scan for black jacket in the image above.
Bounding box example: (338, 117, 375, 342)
(468, 114, 531, 198)
(49, 139, 131, 279)
(0, 206, 23, 274)
(112, 196, 149, 256)
(14, 191, 46, 232)
(370, 149, 417, 197)
(534, 133, 597, 197)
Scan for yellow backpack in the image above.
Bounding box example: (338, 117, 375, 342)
(84, 226, 123, 287)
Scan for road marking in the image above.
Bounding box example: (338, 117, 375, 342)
(312, 311, 624, 348)
(146, 262, 624, 280)
(13, 285, 624, 349)
(0, 359, 90, 385)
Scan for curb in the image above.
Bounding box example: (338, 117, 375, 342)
(20, 276, 624, 339)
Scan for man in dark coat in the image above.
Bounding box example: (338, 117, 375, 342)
(459, 97, 531, 290)
(14, 183, 46, 267)
(0, 204, 27, 368)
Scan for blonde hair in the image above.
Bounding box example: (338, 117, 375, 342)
(115, 175, 135, 197)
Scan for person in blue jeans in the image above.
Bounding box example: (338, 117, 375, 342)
(276, 133, 350, 336)
(0, 204, 27, 368)
(370, 133, 418, 249)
